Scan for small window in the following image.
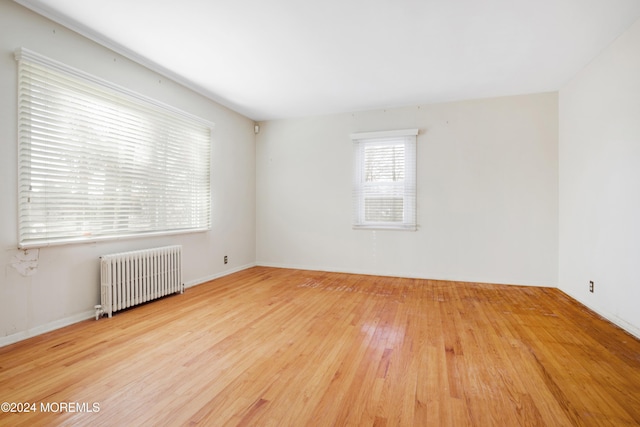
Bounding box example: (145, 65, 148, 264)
(351, 129, 418, 230)
(15, 48, 213, 248)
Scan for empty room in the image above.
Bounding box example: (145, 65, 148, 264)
(1, 0, 640, 425)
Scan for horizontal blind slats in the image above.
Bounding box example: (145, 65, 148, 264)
(17, 50, 211, 248)
(352, 134, 416, 230)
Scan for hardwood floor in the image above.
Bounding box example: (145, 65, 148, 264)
(1, 267, 639, 426)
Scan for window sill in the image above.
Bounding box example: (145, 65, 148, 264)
(352, 225, 417, 231)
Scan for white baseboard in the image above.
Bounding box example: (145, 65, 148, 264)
(559, 289, 640, 340)
(0, 264, 256, 348)
(257, 261, 433, 280)
(258, 262, 640, 339)
(0, 310, 95, 348)
(8, 264, 634, 348)
(184, 262, 256, 288)
(255, 262, 549, 287)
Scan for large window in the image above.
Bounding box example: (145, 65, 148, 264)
(16, 48, 212, 248)
(351, 129, 418, 230)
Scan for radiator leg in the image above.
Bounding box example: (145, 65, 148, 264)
(94, 305, 104, 320)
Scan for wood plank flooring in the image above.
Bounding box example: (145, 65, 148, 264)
(1, 267, 640, 426)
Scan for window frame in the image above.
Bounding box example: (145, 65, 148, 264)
(351, 129, 418, 231)
(15, 48, 214, 249)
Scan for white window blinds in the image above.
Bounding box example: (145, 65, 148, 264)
(16, 48, 212, 248)
(351, 129, 418, 230)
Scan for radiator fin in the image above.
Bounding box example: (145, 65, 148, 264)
(100, 245, 183, 318)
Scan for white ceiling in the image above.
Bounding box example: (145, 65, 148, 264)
(15, 0, 640, 121)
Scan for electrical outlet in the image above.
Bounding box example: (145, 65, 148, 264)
(224, 255, 228, 265)
(589, 281, 594, 293)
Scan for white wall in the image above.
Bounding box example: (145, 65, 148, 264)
(0, 2, 256, 346)
(257, 93, 558, 287)
(13, 0, 639, 344)
(559, 18, 640, 337)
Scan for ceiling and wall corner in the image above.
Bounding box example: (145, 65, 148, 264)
(12, 0, 640, 120)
